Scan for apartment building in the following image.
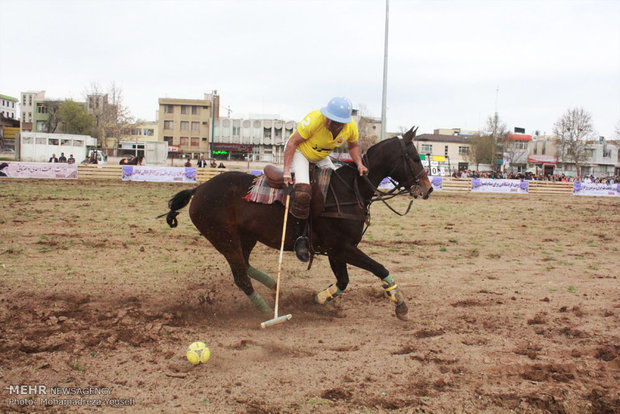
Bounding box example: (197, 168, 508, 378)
(414, 133, 471, 173)
(158, 93, 219, 157)
(20, 91, 46, 131)
(0, 94, 19, 120)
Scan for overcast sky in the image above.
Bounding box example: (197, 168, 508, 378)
(1, 0, 619, 137)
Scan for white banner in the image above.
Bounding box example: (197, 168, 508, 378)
(378, 176, 443, 191)
(0, 161, 77, 179)
(573, 182, 620, 197)
(471, 178, 529, 193)
(122, 166, 197, 182)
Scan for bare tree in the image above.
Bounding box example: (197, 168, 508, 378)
(465, 134, 495, 170)
(85, 82, 133, 150)
(615, 120, 620, 138)
(466, 113, 508, 170)
(553, 107, 595, 175)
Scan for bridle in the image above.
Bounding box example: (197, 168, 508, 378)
(359, 137, 428, 216)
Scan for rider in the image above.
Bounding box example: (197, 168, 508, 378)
(283, 97, 368, 261)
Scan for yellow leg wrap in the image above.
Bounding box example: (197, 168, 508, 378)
(382, 277, 404, 305)
(315, 285, 342, 305)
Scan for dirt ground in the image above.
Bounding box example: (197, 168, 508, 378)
(0, 179, 618, 413)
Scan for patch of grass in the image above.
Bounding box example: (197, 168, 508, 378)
(439, 247, 447, 252)
(448, 239, 458, 243)
(306, 397, 332, 406)
(69, 359, 84, 371)
(467, 248, 479, 258)
(567, 286, 576, 293)
(487, 253, 501, 259)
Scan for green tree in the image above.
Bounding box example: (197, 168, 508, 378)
(57, 100, 94, 135)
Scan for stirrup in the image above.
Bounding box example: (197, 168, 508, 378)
(294, 236, 310, 262)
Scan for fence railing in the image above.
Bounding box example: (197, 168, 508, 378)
(78, 166, 579, 195)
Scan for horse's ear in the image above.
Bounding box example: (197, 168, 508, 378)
(403, 126, 418, 144)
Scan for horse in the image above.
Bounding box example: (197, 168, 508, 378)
(120, 155, 144, 165)
(160, 127, 432, 320)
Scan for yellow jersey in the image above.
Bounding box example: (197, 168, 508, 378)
(293, 110, 359, 162)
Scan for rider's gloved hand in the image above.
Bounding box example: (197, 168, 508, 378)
(358, 164, 369, 176)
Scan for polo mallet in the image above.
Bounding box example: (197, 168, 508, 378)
(261, 185, 294, 328)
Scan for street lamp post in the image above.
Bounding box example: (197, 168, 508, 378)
(210, 90, 216, 159)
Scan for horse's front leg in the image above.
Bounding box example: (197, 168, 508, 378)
(325, 245, 408, 321)
(315, 256, 349, 304)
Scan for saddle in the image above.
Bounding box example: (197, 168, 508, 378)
(261, 164, 326, 219)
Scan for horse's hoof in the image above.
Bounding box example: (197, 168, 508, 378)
(395, 302, 409, 321)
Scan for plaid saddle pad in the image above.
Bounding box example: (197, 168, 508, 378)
(243, 168, 333, 205)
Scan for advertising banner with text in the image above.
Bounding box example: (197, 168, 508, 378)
(122, 166, 197, 183)
(573, 182, 620, 197)
(471, 178, 529, 193)
(0, 162, 78, 179)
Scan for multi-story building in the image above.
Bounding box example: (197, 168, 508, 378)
(0, 94, 19, 120)
(32, 100, 63, 133)
(528, 135, 619, 177)
(20, 91, 46, 131)
(213, 117, 296, 162)
(414, 133, 472, 174)
(158, 92, 220, 158)
(118, 121, 160, 156)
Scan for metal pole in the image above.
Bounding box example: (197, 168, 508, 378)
(210, 91, 216, 159)
(380, 0, 389, 141)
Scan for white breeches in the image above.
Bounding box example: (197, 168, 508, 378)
(291, 150, 336, 184)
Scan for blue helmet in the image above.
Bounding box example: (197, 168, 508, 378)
(320, 97, 353, 124)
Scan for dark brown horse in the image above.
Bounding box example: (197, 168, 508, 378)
(161, 127, 432, 320)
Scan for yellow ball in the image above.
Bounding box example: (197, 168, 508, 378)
(186, 341, 210, 365)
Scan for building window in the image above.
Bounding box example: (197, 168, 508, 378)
(36, 121, 47, 131)
(264, 128, 272, 138)
(37, 105, 48, 114)
(191, 137, 199, 146)
(180, 121, 189, 130)
(458, 146, 469, 155)
(181, 105, 189, 115)
(164, 105, 174, 114)
(164, 120, 174, 130)
(191, 122, 200, 132)
(163, 136, 173, 145)
(533, 145, 537, 155)
(421, 144, 432, 153)
(232, 126, 240, 137)
(192, 106, 200, 115)
(144, 128, 154, 136)
(542, 142, 546, 155)
(180, 137, 189, 146)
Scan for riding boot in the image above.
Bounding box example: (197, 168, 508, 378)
(290, 183, 312, 262)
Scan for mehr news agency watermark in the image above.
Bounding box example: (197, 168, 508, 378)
(6, 384, 135, 407)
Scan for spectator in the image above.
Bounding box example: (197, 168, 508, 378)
(210, 159, 217, 168)
(184, 159, 192, 168)
(67, 154, 75, 164)
(218, 162, 226, 168)
(82, 156, 91, 164)
(197, 156, 207, 168)
(58, 152, 67, 163)
(49, 154, 58, 163)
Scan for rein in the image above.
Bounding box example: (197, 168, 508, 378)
(320, 137, 425, 224)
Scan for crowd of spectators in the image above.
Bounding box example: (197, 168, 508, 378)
(450, 170, 618, 184)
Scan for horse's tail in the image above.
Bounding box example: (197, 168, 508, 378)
(158, 188, 197, 228)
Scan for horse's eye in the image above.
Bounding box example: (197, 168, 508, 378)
(411, 154, 421, 163)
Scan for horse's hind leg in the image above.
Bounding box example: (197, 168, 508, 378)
(242, 238, 276, 290)
(315, 256, 348, 304)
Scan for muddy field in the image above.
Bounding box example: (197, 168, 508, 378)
(0, 179, 618, 413)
